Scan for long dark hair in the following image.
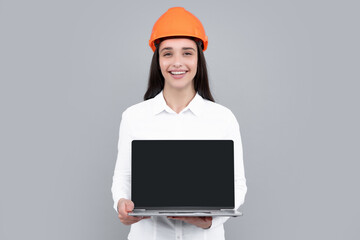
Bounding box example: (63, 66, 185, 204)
(143, 36, 215, 102)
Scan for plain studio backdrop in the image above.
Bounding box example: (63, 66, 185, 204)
(0, 0, 359, 239)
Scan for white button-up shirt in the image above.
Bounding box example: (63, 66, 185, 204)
(111, 90, 247, 240)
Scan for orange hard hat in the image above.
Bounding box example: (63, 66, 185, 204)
(149, 7, 208, 52)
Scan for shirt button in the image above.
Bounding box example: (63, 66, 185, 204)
(176, 236, 180, 239)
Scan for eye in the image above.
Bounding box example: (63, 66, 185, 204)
(163, 53, 172, 56)
(184, 52, 193, 56)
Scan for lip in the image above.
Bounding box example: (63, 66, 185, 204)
(168, 70, 187, 79)
(168, 70, 188, 72)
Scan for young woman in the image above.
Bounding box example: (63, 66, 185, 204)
(111, 7, 247, 240)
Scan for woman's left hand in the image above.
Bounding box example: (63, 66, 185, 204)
(167, 216, 212, 229)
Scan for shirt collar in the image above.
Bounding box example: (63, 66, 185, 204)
(152, 90, 205, 116)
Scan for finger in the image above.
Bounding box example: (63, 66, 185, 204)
(132, 216, 151, 220)
(125, 215, 144, 221)
(119, 213, 142, 221)
(118, 201, 128, 218)
(169, 216, 196, 219)
(123, 219, 140, 225)
(119, 216, 142, 223)
(119, 202, 135, 219)
(125, 200, 134, 212)
(170, 217, 205, 224)
(168, 217, 189, 221)
(122, 216, 149, 225)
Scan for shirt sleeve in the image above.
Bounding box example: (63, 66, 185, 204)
(208, 110, 247, 229)
(111, 109, 132, 213)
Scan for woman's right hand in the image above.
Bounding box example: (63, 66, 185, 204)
(117, 198, 150, 225)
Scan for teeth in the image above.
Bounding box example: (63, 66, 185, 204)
(171, 71, 186, 75)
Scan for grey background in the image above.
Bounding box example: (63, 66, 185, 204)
(1, 0, 359, 239)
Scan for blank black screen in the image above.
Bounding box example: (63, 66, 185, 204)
(131, 140, 234, 209)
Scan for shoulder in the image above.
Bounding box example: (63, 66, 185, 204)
(203, 100, 241, 136)
(202, 99, 237, 121)
(121, 98, 155, 119)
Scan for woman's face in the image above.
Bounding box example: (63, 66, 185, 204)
(158, 38, 198, 92)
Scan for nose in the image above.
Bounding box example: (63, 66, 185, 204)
(172, 53, 183, 68)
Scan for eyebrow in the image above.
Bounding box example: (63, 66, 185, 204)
(160, 47, 196, 53)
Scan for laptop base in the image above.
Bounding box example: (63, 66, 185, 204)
(128, 209, 243, 217)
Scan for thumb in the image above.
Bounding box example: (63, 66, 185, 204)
(125, 200, 134, 212)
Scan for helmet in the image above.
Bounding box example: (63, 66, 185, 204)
(149, 7, 208, 52)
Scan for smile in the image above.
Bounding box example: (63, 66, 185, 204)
(170, 71, 186, 75)
(169, 71, 187, 79)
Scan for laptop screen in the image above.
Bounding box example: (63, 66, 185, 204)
(131, 140, 234, 210)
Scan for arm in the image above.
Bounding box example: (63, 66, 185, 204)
(208, 110, 248, 229)
(111, 109, 132, 212)
(111, 110, 150, 225)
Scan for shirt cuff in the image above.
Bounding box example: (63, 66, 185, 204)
(113, 197, 121, 213)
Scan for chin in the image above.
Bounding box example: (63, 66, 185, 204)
(169, 82, 192, 90)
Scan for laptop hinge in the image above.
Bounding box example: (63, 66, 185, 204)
(134, 209, 146, 211)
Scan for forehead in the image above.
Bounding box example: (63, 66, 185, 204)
(159, 38, 196, 49)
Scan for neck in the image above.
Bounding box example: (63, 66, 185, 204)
(162, 86, 196, 114)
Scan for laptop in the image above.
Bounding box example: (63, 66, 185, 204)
(128, 140, 243, 217)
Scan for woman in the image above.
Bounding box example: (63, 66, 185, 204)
(111, 7, 247, 240)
